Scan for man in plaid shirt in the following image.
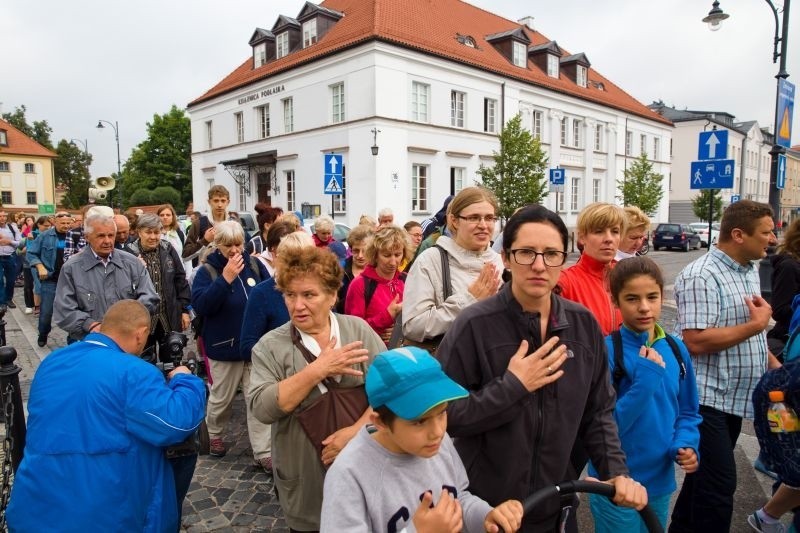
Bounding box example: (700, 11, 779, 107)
(670, 200, 780, 533)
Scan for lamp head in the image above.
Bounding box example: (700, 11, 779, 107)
(96, 120, 105, 129)
(371, 145, 379, 156)
(702, 1, 729, 31)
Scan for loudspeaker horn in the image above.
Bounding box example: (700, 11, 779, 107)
(95, 176, 116, 190)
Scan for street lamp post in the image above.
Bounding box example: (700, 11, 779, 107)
(96, 120, 122, 210)
(69, 138, 88, 155)
(702, 0, 791, 223)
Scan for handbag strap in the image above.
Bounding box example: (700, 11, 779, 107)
(434, 244, 452, 299)
(290, 325, 337, 388)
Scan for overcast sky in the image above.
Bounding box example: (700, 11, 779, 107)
(3, 0, 797, 177)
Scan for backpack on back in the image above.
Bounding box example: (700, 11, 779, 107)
(610, 330, 687, 391)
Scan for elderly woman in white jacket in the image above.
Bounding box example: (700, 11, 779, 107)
(402, 186, 504, 346)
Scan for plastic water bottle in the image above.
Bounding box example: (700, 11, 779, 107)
(767, 390, 800, 433)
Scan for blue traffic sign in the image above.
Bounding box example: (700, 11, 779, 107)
(731, 194, 741, 203)
(698, 130, 728, 161)
(777, 153, 787, 190)
(777, 79, 795, 149)
(324, 154, 343, 195)
(690, 159, 735, 189)
(549, 168, 564, 185)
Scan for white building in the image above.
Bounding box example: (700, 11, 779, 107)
(649, 102, 772, 222)
(188, 0, 673, 228)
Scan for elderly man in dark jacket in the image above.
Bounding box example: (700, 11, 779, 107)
(123, 213, 191, 363)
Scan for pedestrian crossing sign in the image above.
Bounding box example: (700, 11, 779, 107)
(324, 175, 342, 194)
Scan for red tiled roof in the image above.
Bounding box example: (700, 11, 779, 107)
(0, 119, 57, 158)
(189, 0, 672, 126)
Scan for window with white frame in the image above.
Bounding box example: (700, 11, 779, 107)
(547, 54, 560, 77)
(593, 178, 601, 203)
(24, 163, 35, 173)
(302, 19, 317, 48)
(512, 41, 526, 68)
(484, 98, 497, 133)
(0, 130, 6, 146)
(533, 110, 543, 139)
(285, 170, 295, 212)
(331, 83, 345, 123)
(206, 121, 213, 149)
(256, 104, 270, 138)
(238, 179, 247, 211)
(570, 177, 580, 211)
(451, 167, 466, 195)
(0, 192, 11, 204)
(253, 43, 267, 67)
(235, 112, 244, 143)
(640, 134, 647, 155)
(411, 82, 430, 122)
(27, 192, 37, 204)
(557, 186, 565, 212)
(276, 32, 289, 58)
(412, 164, 429, 212)
(577, 65, 588, 87)
(333, 168, 346, 212)
(653, 138, 660, 161)
(594, 124, 603, 151)
(0, 162, 8, 172)
(625, 131, 632, 156)
(283, 98, 294, 133)
(572, 120, 581, 148)
(451, 91, 465, 128)
(560, 117, 568, 146)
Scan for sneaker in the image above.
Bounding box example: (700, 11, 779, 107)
(7, 301, 16, 309)
(255, 456, 272, 473)
(209, 437, 227, 457)
(748, 511, 786, 533)
(37, 335, 47, 347)
(24, 307, 33, 314)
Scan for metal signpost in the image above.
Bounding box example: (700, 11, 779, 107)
(549, 168, 564, 211)
(324, 154, 343, 219)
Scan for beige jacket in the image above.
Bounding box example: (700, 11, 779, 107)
(248, 314, 385, 531)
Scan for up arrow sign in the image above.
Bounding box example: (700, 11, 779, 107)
(328, 155, 339, 174)
(705, 133, 720, 159)
(698, 130, 728, 161)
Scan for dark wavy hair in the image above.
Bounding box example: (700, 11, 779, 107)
(778, 218, 800, 259)
(503, 204, 569, 253)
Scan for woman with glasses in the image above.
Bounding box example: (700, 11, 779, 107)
(436, 205, 645, 532)
(402, 186, 504, 352)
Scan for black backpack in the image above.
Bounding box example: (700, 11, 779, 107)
(610, 330, 687, 391)
(363, 271, 408, 309)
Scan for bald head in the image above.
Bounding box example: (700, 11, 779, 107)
(113, 214, 130, 244)
(99, 300, 151, 355)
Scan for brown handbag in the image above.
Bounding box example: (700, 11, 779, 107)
(290, 327, 369, 460)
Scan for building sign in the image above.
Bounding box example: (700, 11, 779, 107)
(237, 84, 286, 105)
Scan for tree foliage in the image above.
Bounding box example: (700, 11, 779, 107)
(54, 140, 93, 209)
(617, 153, 664, 215)
(1, 105, 54, 149)
(692, 189, 723, 222)
(122, 105, 191, 210)
(477, 114, 548, 220)
(151, 186, 181, 207)
(128, 189, 154, 206)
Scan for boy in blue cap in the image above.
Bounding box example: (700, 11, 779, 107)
(321, 346, 523, 532)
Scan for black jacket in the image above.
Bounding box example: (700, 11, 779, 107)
(768, 253, 800, 342)
(437, 284, 628, 532)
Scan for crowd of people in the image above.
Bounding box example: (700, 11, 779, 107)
(3, 185, 794, 533)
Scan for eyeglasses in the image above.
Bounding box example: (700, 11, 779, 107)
(457, 214, 498, 224)
(509, 248, 568, 267)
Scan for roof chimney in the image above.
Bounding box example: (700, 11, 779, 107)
(518, 17, 535, 31)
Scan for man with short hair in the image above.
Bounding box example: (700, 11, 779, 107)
(113, 213, 134, 249)
(64, 205, 114, 261)
(182, 185, 239, 265)
(54, 214, 159, 343)
(27, 211, 73, 347)
(0, 210, 21, 308)
(669, 199, 779, 533)
(7, 300, 206, 532)
(377, 207, 394, 228)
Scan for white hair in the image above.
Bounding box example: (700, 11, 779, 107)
(314, 215, 334, 233)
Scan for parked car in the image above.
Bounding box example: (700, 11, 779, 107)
(230, 211, 257, 236)
(689, 222, 720, 248)
(653, 223, 702, 252)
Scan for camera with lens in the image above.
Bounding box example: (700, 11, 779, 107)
(141, 331, 197, 377)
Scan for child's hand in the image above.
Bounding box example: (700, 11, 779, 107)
(676, 447, 698, 473)
(639, 346, 665, 368)
(484, 499, 523, 532)
(412, 490, 462, 533)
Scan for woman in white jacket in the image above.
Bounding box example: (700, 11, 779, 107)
(402, 186, 504, 346)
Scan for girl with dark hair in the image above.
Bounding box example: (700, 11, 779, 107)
(246, 203, 284, 255)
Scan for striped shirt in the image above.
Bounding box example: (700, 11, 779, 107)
(674, 246, 767, 418)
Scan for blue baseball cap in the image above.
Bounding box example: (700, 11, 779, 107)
(366, 347, 468, 420)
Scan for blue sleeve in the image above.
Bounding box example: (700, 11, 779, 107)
(669, 342, 702, 459)
(605, 336, 666, 435)
(240, 283, 270, 358)
(191, 265, 230, 317)
(124, 364, 206, 447)
(27, 233, 44, 266)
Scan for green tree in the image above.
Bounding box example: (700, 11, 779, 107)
(1, 105, 54, 149)
(128, 188, 154, 206)
(477, 114, 548, 220)
(54, 140, 93, 209)
(692, 189, 723, 222)
(122, 105, 191, 209)
(617, 153, 664, 215)
(150, 186, 181, 207)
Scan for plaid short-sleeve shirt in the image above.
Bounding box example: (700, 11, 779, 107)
(674, 247, 768, 418)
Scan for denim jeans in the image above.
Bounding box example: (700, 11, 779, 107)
(38, 281, 57, 337)
(0, 255, 15, 305)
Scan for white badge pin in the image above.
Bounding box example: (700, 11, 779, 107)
(247, 278, 256, 287)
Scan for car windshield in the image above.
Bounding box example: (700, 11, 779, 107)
(658, 224, 681, 233)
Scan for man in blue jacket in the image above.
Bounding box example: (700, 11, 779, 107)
(6, 300, 206, 532)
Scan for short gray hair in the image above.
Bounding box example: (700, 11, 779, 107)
(314, 215, 334, 233)
(378, 207, 393, 218)
(135, 213, 162, 231)
(84, 214, 116, 236)
(214, 220, 245, 245)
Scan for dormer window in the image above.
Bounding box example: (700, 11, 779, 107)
(253, 43, 267, 67)
(276, 32, 289, 58)
(547, 54, 560, 78)
(0, 130, 6, 147)
(577, 65, 587, 87)
(512, 41, 527, 68)
(302, 19, 317, 48)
